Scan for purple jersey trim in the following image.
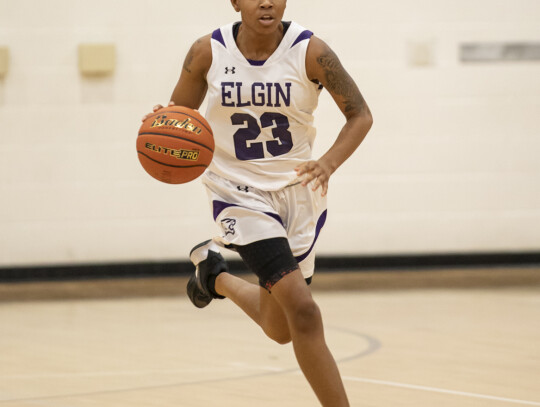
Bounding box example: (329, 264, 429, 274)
(212, 29, 226, 48)
(291, 30, 313, 48)
(212, 200, 284, 226)
(295, 209, 327, 263)
(263, 211, 284, 226)
(212, 200, 237, 220)
(247, 59, 266, 66)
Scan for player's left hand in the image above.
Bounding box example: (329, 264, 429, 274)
(141, 101, 175, 122)
(295, 160, 332, 196)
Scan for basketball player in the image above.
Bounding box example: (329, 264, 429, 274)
(144, 0, 372, 405)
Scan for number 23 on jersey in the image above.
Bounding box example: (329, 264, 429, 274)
(232, 112, 293, 160)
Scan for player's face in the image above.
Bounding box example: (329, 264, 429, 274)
(231, 0, 287, 34)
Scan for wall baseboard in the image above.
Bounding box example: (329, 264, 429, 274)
(1, 251, 539, 283)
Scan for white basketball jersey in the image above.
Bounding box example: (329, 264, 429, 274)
(204, 21, 322, 191)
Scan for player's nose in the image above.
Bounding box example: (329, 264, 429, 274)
(259, 0, 273, 8)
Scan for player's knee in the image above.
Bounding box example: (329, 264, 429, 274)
(289, 299, 321, 335)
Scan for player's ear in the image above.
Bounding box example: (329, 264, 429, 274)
(230, 0, 241, 12)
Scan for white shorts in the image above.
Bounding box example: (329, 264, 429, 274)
(202, 171, 327, 279)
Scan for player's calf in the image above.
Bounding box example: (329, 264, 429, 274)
(262, 323, 292, 345)
(258, 302, 292, 344)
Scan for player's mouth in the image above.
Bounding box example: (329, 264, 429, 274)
(259, 15, 275, 26)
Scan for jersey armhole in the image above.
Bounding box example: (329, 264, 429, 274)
(301, 38, 319, 90)
(207, 32, 223, 82)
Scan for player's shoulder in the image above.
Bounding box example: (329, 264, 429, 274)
(186, 34, 213, 73)
(190, 34, 212, 56)
(189, 25, 233, 59)
(306, 35, 331, 61)
(305, 35, 337, 81)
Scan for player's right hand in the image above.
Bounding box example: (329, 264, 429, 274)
(141, 101, 175, 122)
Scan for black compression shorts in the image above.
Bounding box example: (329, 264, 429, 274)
(232, 237, 312, 291)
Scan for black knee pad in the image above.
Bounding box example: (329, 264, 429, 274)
(233, 237, 300, 291)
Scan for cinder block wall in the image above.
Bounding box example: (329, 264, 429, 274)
(0, 0, 539, 266)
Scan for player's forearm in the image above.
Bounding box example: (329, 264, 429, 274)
(319, 111, 373, 174)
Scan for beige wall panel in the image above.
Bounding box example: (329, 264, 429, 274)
(78, 44, 115, 76)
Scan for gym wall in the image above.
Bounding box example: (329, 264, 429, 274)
(0, 0, 539, 267)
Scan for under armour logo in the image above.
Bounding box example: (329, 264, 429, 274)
(221, 218, 237, 236)
(225, 67, 236, 74)
(237, 185, 249, 192)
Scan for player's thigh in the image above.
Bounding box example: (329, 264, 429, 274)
(234, 237, 299, 291)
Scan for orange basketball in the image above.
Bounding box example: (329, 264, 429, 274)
(137, 106, 214, 184)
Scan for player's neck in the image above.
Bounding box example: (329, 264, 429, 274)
(235, 23, 284, 61)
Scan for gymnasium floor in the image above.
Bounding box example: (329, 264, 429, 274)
(0, 268, 539, 406)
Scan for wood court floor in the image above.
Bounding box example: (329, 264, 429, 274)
(0, 268, 539, 406)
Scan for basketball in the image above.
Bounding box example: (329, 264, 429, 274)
(137, 106, 214, 184)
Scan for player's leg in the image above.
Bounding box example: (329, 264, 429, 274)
(231, 237, 349, 406)
(186, 239, 291, 344)
(214, 273, 291, 344)
(186, 236, 348, 405)
(270, 268, 350, 407)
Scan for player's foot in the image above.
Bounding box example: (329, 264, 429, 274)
(187, 240, 228, 308)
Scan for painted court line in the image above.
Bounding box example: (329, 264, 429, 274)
(343, 376, 540, 406)
(0, 365, 274, 380)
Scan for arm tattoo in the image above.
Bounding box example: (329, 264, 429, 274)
(317, 49, 367, 114)
(183, 39, 203, 74)
(183, 48, 194, 74)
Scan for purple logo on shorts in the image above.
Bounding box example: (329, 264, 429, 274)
(221, 218, 237, 236)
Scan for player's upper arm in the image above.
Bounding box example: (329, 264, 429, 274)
(306, 36, 371, 121)
(170, 34, 213, 110)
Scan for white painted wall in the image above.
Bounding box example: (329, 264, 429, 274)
(1, 0, 539, 266)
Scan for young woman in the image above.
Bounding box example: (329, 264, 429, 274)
(144, 1, 372, 405)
